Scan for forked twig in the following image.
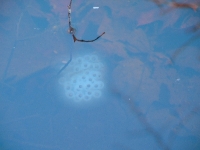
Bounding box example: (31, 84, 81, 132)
(67, 0, 105, 42)
(56, 0, 105, 75)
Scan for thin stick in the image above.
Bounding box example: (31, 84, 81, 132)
(57, 49, 72, 75)
(68, 0, 105, 42)
(72, 32, 105, 42)
(55, 0, 105, 76)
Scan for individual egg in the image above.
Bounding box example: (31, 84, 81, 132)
(75, 92, 84, 102)
(74, 80, 85, 91)
(93, 63, 101, 70)
(87, 76, 93, 82)
(80, 74, 86, 80)
(83, 55, 91, 61)
(70, 77, 77, 84)
(93, 81, 104, 89)
(85, 90, 93, 97)
(89, 55, 99, 62)
(76, 57, 83, 64)
(81, 62, 91, 70)
(94, 63, 104, 70)
(65, 91, 75, 99)
(74, 65, 81, 72)
(64, 84, 71, 91)
(84, 95, 91, 101)
(90, 70, 102, 80)
(84, 82, 92, 89)
(92, 90, 101, 98)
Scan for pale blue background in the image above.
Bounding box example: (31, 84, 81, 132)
(0, 0, 200, 150)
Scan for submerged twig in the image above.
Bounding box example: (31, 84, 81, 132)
(170, 33, 200, 63)
(56, 0, 105, 75)
(67, 0, 105, 42)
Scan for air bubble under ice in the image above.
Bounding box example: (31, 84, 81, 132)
(58, 54, 104, 103)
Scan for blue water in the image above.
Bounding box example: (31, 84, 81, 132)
(0, 0, 200, 150)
